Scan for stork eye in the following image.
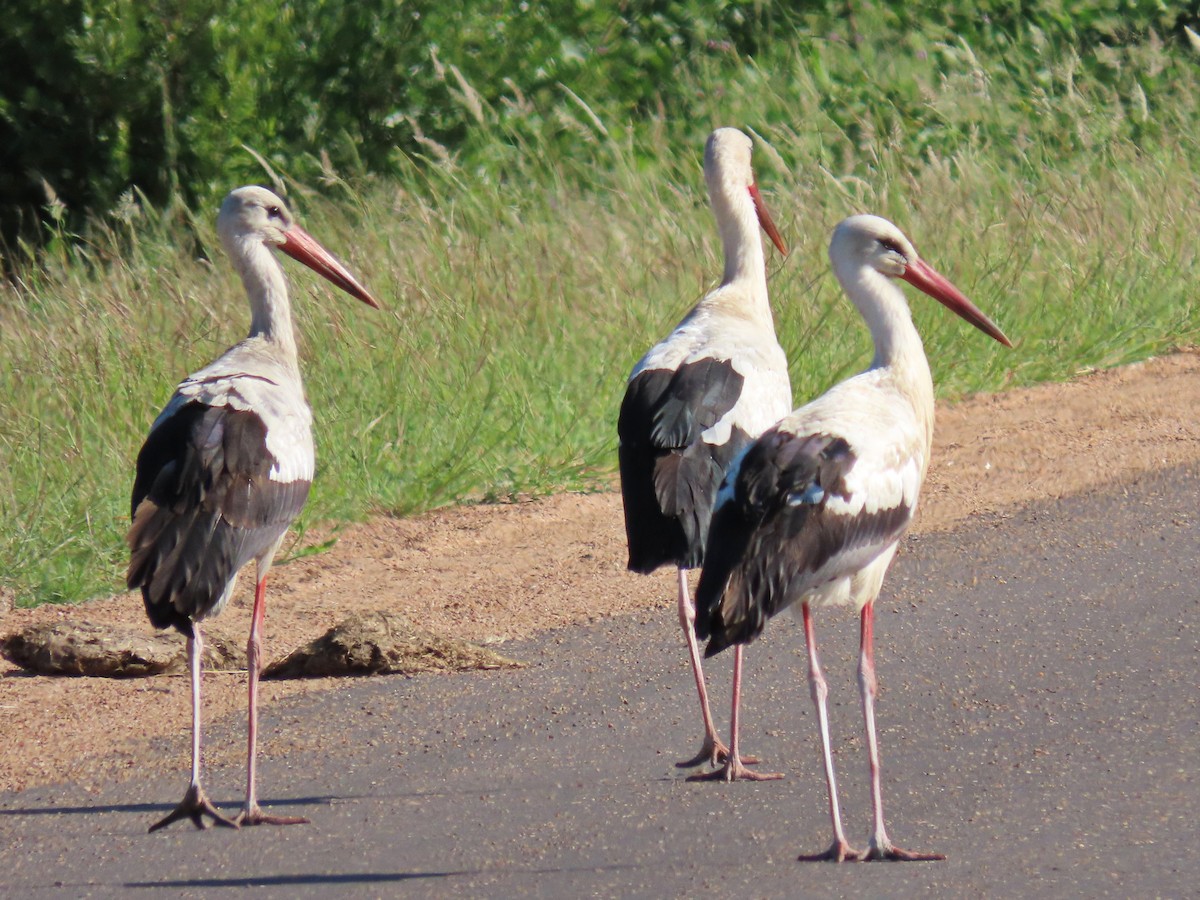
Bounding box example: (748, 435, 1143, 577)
(878, 238, 904, 255)
(267, 205, 284, 219)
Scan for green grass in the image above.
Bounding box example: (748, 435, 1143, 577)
(3, 19, 1200, 608)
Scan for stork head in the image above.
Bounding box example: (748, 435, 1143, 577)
(704, 128, 787, 256)
(830, 214, 1010, 347)
(218, 185, 381, 309)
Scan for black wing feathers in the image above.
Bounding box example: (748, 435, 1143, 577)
(127, 402, 310, 634)
(696, 431, 885, 656)
(619, 359, 747, 572)
(644, 358, 744, 448)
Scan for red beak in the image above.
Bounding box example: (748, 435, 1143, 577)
(901, 258, 1011, 347)
(278, 225, 381, 309)
(748, 184, 788, 256)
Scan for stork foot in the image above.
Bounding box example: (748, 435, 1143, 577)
(686, 756, 783, 782)
(674, 737, 759, 769)
(797, 839, 864, 863)
(234, 803, 309, 828)
(861, 840, 945, 862)
(675, 735, 729, 768)
(148, 784, 239, 833)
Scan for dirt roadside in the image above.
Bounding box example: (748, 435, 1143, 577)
(2, 350, 1198, 794)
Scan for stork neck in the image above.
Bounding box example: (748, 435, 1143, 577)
(236, 238, 300, 366)
(848, 267, 936, 441)
(712, 191, 771, 320)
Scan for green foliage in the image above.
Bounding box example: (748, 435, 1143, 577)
(4, 2, 1200, 606)
(7, 0, 1196, 252)
(1, 0, 781, 248)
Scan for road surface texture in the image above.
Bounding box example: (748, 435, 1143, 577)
(1, 464, 1196, 898)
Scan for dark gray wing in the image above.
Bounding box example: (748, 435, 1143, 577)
(695, 428, 911, 656)
(127, 401, 311, 635)
(618, 357, 748, 572)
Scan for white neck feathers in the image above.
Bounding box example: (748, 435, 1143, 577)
(232, 236, 299, 364)
(705, 182, 772, 323)
(836, 260, 935, 441)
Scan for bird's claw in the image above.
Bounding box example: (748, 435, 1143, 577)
(798, 838, 944, 863)
(861, 840, 945, 862)
(674, 737, 760, 769)
(686, 758, 783, 782)
(797, 839, 864, 862)
(148, 784, 239, 833)
(234, 803, 310, 828)
(675, 737, 727, 769)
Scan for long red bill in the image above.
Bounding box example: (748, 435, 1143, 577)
(748, 183, 788, 256)
(901, 258, 1011, 347)
(278, 225, 381, 309)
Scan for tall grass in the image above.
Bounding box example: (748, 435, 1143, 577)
(3, 23, 1200, 607)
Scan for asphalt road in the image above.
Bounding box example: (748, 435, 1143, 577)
(2, 464, 1197, 898)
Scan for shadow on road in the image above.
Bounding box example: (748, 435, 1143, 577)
(0, 793, 339, 818)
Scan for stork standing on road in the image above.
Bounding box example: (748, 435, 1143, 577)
(695, 214, 1011, 860)
(127, 185, 380, 832)
(618, 128, 792, 781)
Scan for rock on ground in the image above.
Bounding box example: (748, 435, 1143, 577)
(262, 611, 523, 678)
(0, 622, 245, 678)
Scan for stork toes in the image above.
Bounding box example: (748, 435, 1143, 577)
(675, 745, 724, 770)
(686, 759, 782, 783)
(148, 783, 239, 833)
(797, 839, 864, 863)
(861, 840, 945, 862)
(674, 735, 769, 772)
(147, 789, 309, 832)
(673, 735, 737, 769)
(797, 838, 945, 863)
(234, 804, 310, 828)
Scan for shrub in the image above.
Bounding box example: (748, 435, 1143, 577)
(5, 1, 1195, 256)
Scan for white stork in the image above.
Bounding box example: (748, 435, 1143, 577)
(618, 128, 792, 781)
(695, 214, 1011, 860)
(127, 185, 380, 831)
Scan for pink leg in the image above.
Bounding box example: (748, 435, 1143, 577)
(674, 567, 730, 769)
(148, 627, 238, 832)
(688, 645, 782, 782)
(187, 629, 203, 789)
(857, 603, 944, 861)
(235, 576, 308, 828)
(796, 603, 861, 862)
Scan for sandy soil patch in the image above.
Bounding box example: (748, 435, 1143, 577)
(2, 350, 1198, 793)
